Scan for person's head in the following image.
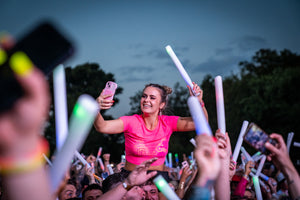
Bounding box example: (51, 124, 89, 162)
(82, 183, 103, 200)
(141, 180, 159, 200)
(122, 186, 146, 200)
(58, 179, 77, 200)
(141, 84, 172, 115)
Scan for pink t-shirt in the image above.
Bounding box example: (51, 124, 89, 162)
(120, 114, 179, 166)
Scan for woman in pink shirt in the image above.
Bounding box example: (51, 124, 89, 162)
(94, 83, 208, 173)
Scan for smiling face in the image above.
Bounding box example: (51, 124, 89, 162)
(140, 86, 165, 115)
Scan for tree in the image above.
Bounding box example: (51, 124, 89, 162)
(44, 63, 125, 163)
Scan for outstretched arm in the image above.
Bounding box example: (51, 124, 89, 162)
(93, 90, 124, 134)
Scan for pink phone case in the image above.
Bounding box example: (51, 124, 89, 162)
(102, 81, 118, 100)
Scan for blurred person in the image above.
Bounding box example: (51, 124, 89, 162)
(58, 179, 77, 200)
(214, 130, 231, 200)
(82, 183, 103, 200)
(176, 165, 192, 199)
(98, 158, 157, 200)
(265, 133, 300, 199)
(140, 180, 159, 200)
(187, 134, 221, 200)
(232, 160, 254, 198)
(94, 82, 208, 179)
(0, 36, 52, 200)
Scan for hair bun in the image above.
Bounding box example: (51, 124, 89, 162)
(162, 85, 172, 95)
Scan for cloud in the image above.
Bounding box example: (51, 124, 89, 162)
(233, 35, 268, 52)
(117, 65, 156, 83)
(215, 47, 234, 56)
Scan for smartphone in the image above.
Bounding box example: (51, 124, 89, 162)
(0, 20, 75, 113)
(243, 123, 277, 155)
(102, 81, 118, 100)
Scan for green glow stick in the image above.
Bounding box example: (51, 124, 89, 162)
(252, 176, 262, 200)
(153, 175, 180, 200)
(50, 94, 98, 192)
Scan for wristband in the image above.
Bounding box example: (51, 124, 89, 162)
(0, 138, 49, 175)
(122, 180, 133, 191)
(179, 181, 185, 190)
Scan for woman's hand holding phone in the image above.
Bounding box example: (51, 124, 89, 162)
(96, 81, 117, 110)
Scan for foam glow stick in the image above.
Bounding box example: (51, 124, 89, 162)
(251, 151, 262, 161)
(168, 153, 173, 168)
(165, 158, 169, 167)
(154, 175, 180, 200)
(107, 164, 114, 175)
(252, 176, 263, 200)
(49, 95, 98, 192)
(240, 147, 253, 162)
(189, 138, 197, 147)
(43, 154, 53, 167)
(98, 158, 105, 171)
(191, 152, 194, 161)
(96, 147, 102, 161)
(75, 151, 91, 168)
(215, 76, 226, 134)
(165, 45, 194, 94)
(232, 121, 249, 162)
(253, 154, 264, 162)
(255, 155, 266, 177)
(53, 64, 68, 150)
(251, 168, 269, 181)
(187, 96, 213, 136)
(287, 132, 294, 153)
(293, 142, 300, 147)
(175, 153, 179, 165)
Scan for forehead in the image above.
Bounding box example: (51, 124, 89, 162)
(142, 184, 158, 191)
(143, 86, 161, 95)
(85, 189, 102, 196)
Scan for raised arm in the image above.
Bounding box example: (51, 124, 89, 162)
(93, 90, 124, 134)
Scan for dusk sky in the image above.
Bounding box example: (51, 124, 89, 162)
(1, 0, 300, 118)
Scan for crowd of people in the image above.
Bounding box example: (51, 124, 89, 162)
(0, 35, 300, 200)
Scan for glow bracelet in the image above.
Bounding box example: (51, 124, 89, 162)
(240, 147, 253, 162)
(189, 138, 197, 147)
(287, 132, 294, 153)
(168, 153, 173, 168)
(96, 147, 102, 161)
(293, 142, 300, 147)
(43, 154, 53, 167)
(165, 45, 194, 94)
(75, 151, 91, 168)
(154, 175, 180, 200)
(252, 176, 263, 200)
(232, 121, 249, 162)
(49, 95, 98, 192)
(215, 76, 226, 134)
(187, 96, 212, 136)
(53, 64, 68, 150)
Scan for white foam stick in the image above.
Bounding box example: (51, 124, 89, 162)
(253, 154, 264, 162)
(251, 151, 262, 161)
(53, 64, 68, 150)
(165, 45, 195, 94)
(189, 138, 197, 147)
(154, 175, 180, 200)
(256, 155, 266, 177)
(187, 96, 213, 136)
(232, 121, 249, 162)
(287, 132, 294, 153)
(107, 164, 114, 175)
(98, 157, 105, 171)
(294, 142, 300, 147)
(215, 76, 226, 134)
(43, 154, 53, 167)
(191, 152, 194, 161)
(75, 151, 91, 168)
(96, 147, 102, 161)
(252, 176, 263, 200)
(240, 147, 253, 162)
(49, 95, 98, 192)
(251, 168, 269, 181)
